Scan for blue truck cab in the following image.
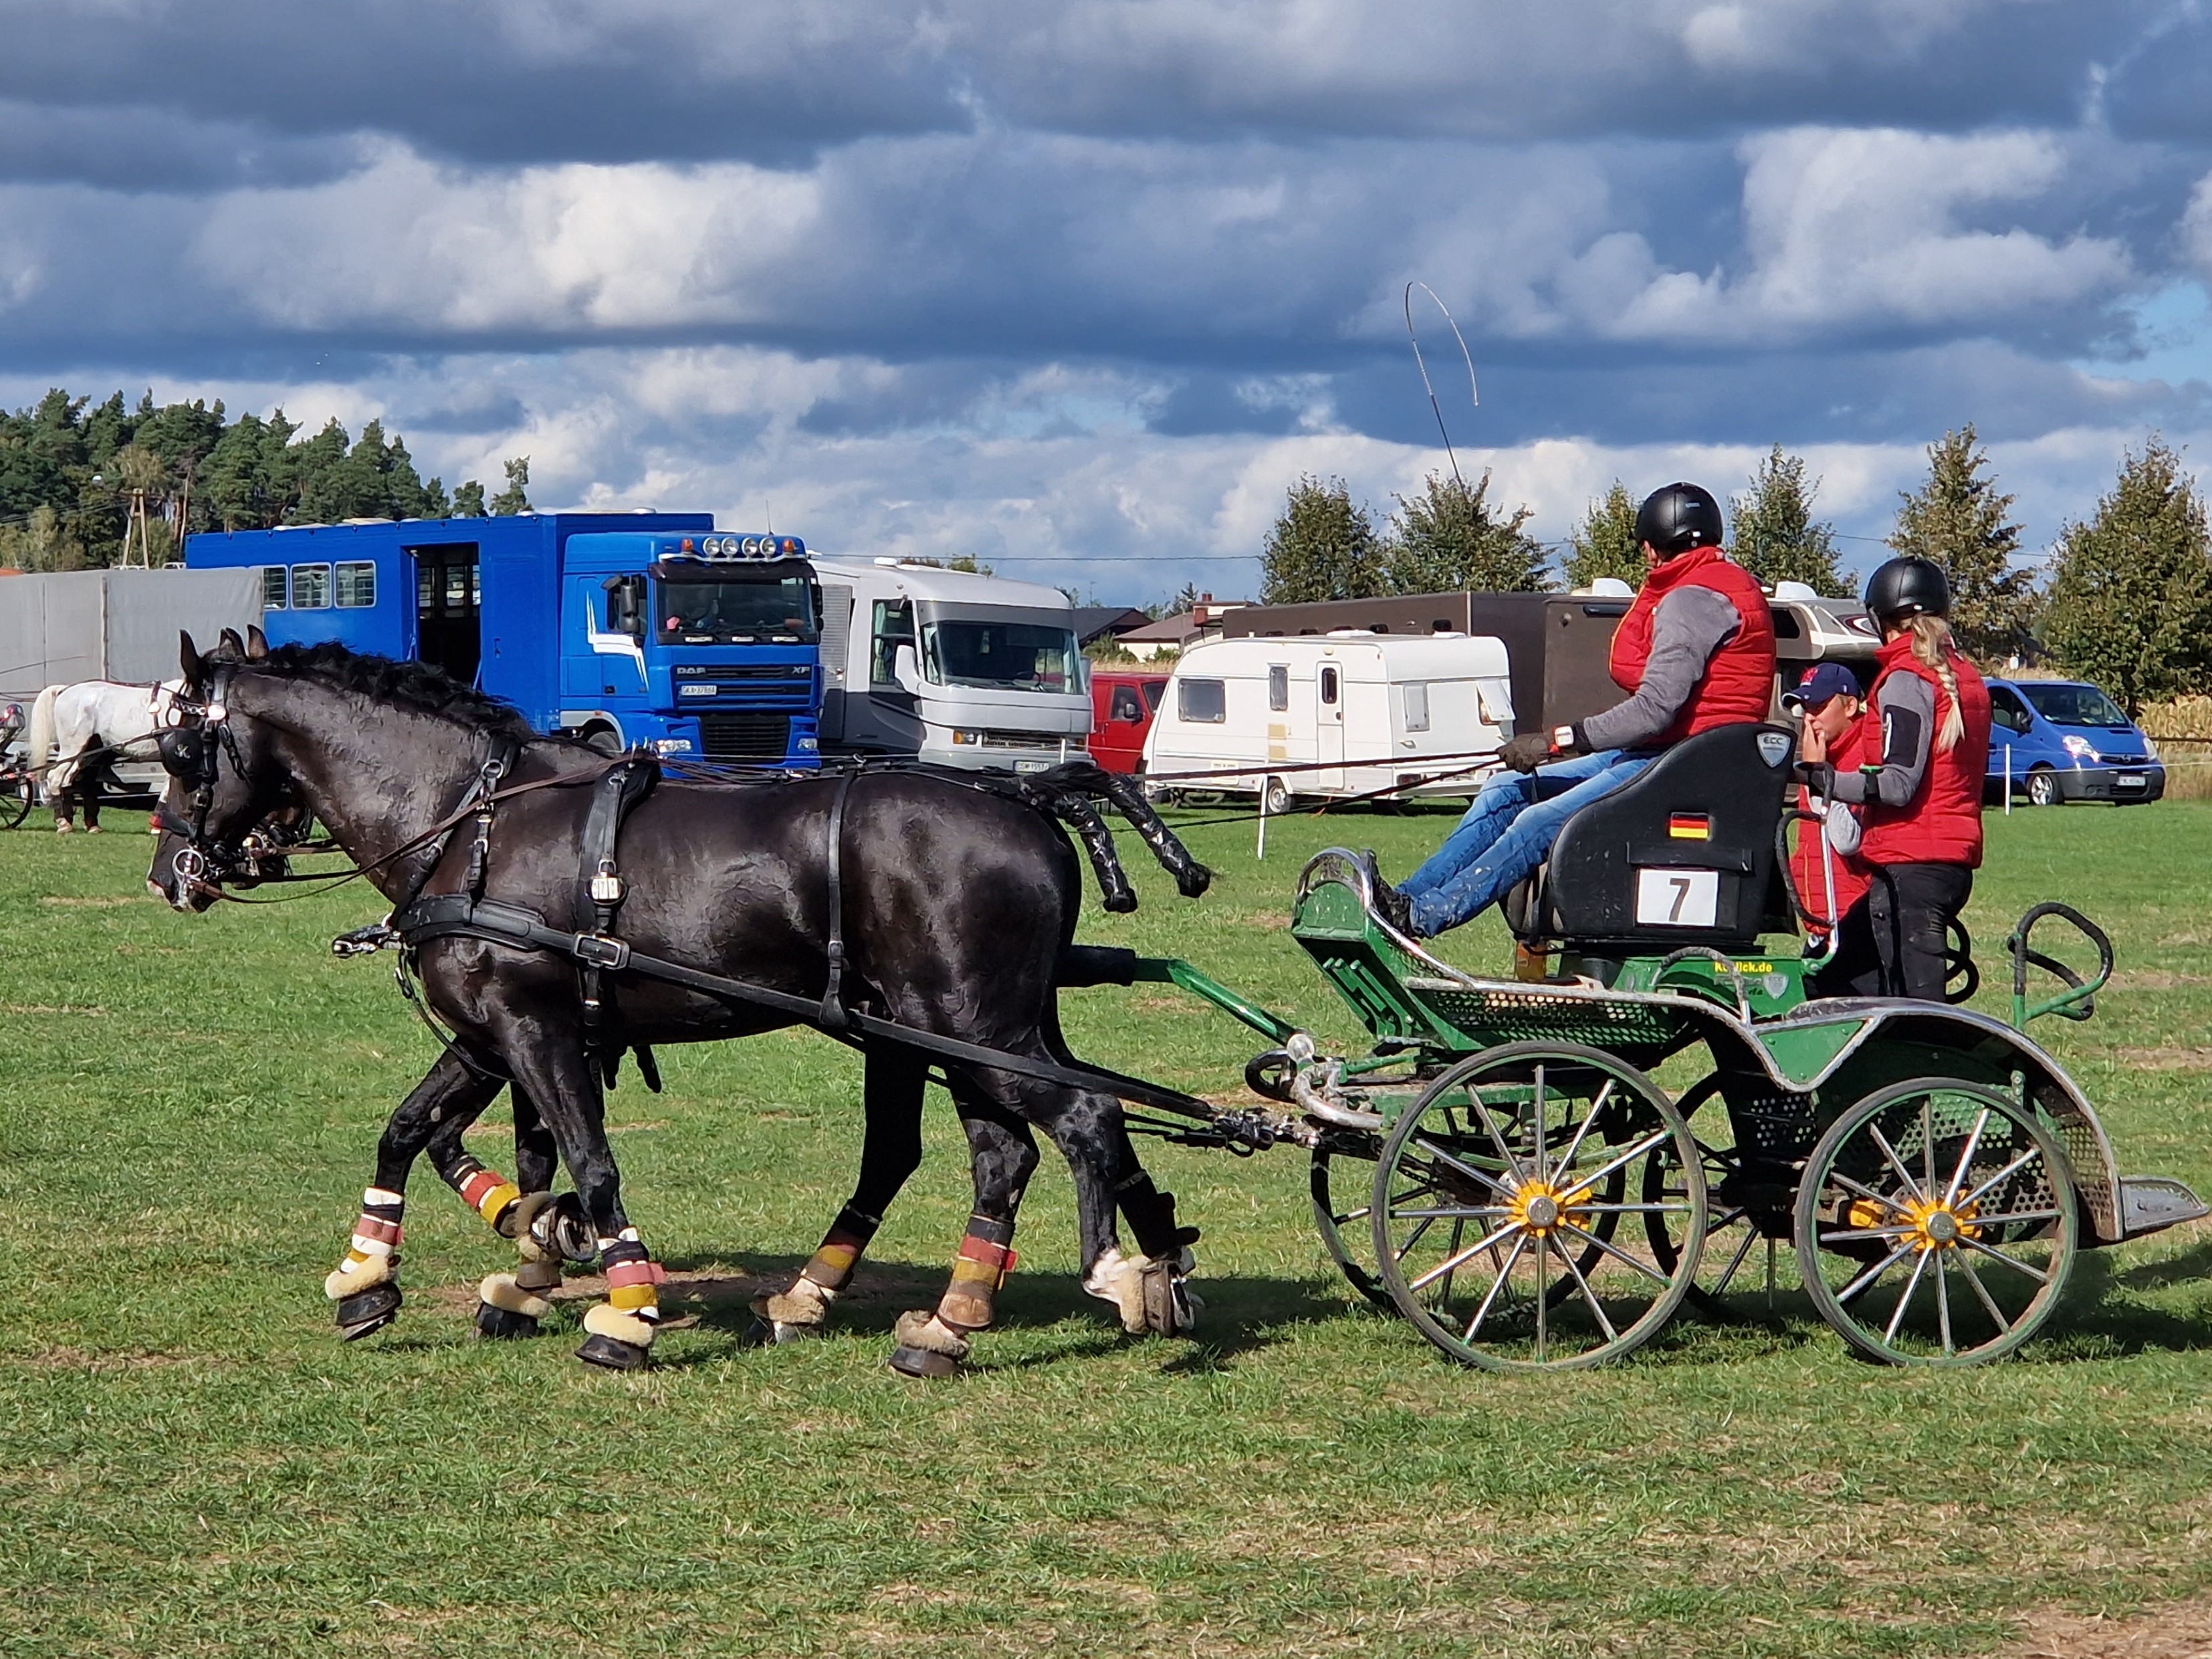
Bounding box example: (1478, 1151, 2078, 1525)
(184, 514, 822, 766)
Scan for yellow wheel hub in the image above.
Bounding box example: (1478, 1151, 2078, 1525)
(1509, 1179, 1589, 1238)
(1849, 1194, 1981, 1252)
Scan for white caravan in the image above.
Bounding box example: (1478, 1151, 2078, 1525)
(811, 558, 1092, 772)
(1143, 632, 1515, 810)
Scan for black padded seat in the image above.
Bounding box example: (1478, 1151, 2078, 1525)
(1503, 723, 1797, 956)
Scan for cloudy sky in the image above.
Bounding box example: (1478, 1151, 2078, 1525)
(4, 0, 2209, 603)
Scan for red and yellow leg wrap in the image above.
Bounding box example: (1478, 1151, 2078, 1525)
(798, 1206, 883, 1293)
(584, 1231, 665, 1347)
(449, 1157, 524, 1234)
(326, 1187, 404, 1299)
(937, 1217, 1017, 1333)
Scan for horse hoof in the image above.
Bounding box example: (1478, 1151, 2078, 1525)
(576, 1333, 651, 1371)
(888, 1343, 963, 1379)
(84, 824, 101, 835)
(336, 1283, 403, 1341)
(475, 1302, 541, 1341)
(1141, 1262, 1198, 1337)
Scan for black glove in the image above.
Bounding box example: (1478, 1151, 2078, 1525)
(1791, 760, 1834, 794)
(1500, 732, 1553, 774)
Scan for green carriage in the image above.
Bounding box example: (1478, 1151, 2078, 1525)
(1148, 723, 2205, 1370)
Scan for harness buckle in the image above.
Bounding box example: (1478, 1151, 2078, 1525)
(590, 867, 625, 905)
(574, 933, 630, 970)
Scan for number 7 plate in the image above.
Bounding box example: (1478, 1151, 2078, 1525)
(1634, 867, 1720, 927)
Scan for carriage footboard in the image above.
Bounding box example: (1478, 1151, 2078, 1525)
(2116, 1175, 2209, 1240)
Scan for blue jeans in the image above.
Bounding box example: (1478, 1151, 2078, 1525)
(1401, 749, 1653, 937)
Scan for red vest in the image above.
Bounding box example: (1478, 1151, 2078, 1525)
(1792, 721, 1870, 928)
(1607, 546, 1777, 745)
(1860, 634, 1991, 868)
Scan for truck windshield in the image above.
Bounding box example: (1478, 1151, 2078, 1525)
(2019, 683, 2129, 727)
(654, 574, 818, 643)
(921, 619, 1079, 693)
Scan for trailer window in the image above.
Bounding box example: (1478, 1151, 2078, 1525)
(1403, 682, 1430, 732)
(1267, 665, 1289, 711)
(871, 600, 917, 686)
(259, 566, 288, 609)
(1320, 666, 1339, 705)
(290, 564, 331, 609)
(1178, 678, 1226, 724)
(334, 562, 376, 609)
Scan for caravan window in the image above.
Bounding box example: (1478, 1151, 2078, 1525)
(1178, 678, 1226, 723)
(1267, 665, 1289, 711)
(259, 566, 288, 610)
(1403, 682, 1430, 732)
(290, 564, 331, 609)
(334, 562, 376, 609)
(1320, 666, 1339, 705)
(871, 600, 916, 685)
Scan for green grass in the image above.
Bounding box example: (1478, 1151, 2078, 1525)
(4, 799, 2211, 1656)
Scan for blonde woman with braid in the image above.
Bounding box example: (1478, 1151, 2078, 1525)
(1797, 558, 1992, 1001)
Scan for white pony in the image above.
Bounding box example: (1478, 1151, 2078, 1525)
(26, 678, 184, 833)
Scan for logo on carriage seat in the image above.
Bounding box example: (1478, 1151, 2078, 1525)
(1756, 732, 1792, 768)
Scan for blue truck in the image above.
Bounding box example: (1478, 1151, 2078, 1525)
(184, 514, 822, 766)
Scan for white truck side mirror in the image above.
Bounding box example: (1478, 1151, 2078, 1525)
(892, 642, 921, 695)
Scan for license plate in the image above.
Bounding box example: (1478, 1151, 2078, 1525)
(1014, 759, 1049, 774)
(2116, 773, 2146, 789)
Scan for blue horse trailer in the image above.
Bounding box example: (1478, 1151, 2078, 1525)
(184, 514, 822, 766)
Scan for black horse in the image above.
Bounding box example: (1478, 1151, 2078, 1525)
(149, 630, 1214, 1373)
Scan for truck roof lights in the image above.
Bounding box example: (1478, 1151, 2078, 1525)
(679, 534, 807, 562)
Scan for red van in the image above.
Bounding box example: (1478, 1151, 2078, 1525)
(1087, 669, 1169, 774)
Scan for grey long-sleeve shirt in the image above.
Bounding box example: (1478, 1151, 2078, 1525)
(1823, 671, 1934, 808)
(1579, 584, 1746, 753)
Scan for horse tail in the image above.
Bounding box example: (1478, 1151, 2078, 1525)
(1027, 759, 1212, 904)
(27, 686, 58, 801)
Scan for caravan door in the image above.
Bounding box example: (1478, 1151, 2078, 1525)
(1315, 659, 1346, 792)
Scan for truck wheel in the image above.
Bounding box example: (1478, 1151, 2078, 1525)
(582, 726, 622, 757)
(2026, 768, 2062, 808)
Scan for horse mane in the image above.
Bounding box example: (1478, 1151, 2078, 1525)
(227, 641, 537, 740)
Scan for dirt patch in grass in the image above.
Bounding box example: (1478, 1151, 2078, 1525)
(2110, 972, 2212, 991)
(2116, 1047, 2212, 1072)
(38, 895, 145, 908)
(2015, 1594, 2212, 1658)
(17, 1345, 195, 1373)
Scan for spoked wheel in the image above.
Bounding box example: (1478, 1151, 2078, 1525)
(1645, 1076, 1789, 1313)
(0, 770, 32, 830)
(1371, 1042, 1707, 1371)
(1310, 1133, 1390, 1309)
(1795, 1077, 2078, 1366)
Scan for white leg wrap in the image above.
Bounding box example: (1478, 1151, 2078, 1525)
(892, 1309, 972, 1359)
(582, 1304, 656, 1347)
(1083, 1247, 1151, 1335)
(479, 1272, 552, 1320)
(324, 1250, 396, 1301)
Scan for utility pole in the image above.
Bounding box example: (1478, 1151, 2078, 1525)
(118, 487, 154, 568)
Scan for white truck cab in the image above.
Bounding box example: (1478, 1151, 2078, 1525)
(811, 558, 1091, 772)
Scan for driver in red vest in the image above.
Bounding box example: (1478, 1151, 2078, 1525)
(1373, 483, 1777, 938)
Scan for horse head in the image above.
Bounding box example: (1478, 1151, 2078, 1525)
(148, 627, 300, 909)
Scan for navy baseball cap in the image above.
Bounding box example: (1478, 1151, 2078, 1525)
(1782, 663, 1860, 711)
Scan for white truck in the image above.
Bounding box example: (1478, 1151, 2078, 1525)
(810, 558, 1092, 772)
(1142, 631, 1516, 812)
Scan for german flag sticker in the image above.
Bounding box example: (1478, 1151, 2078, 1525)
(1668, 812, 1711, 841)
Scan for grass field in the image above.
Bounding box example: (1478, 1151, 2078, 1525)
(5, 798, 2212, 1658)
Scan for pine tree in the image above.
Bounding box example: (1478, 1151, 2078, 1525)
(1258, 474, 1384, 603)
(1887, 424, 2035, 664)
(1732, 446, 1847, 593)
(489, 456, 532, 516)
(2041, 437, 2212, 715)
(450, 479, 487, 518)
(1562, 481, 1644, 590)
(1381, 469, 1547, 593)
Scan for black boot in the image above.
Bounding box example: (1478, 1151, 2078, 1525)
(1361, 850, 1417, 937)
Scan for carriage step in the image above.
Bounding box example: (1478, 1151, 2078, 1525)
(2117, 1175, 2209, 1239)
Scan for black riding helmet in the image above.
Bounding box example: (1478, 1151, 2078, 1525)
(1634, 482, 1725, 556)
(1863, 556, 1950, 625)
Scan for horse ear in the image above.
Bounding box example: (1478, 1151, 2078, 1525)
(219, 627, 246, 656)
(179, 631, 205, 685)
(245, 625, 270, 660)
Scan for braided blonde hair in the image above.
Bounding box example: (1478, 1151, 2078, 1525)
(1905, 613, 1965, 754)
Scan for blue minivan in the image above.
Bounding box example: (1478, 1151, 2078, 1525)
(1985, 678, 2164, 806)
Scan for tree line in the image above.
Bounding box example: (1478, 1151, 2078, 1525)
(0, 386, 533, 572)
(1256, 429, 2212, 714)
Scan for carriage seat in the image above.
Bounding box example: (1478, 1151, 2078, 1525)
(1501, 722, 1796, 957)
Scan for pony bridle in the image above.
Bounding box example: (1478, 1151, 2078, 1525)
(155, 667, 296, 892)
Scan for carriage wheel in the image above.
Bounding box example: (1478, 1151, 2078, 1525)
(1795, 1077, 2078, 1366)
(1644, 1075, 1788, 1315)
(0, 771, 31, 831)
(1371, 1042, 1707, 1371)
(1310, 1133, 1390, 1309)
